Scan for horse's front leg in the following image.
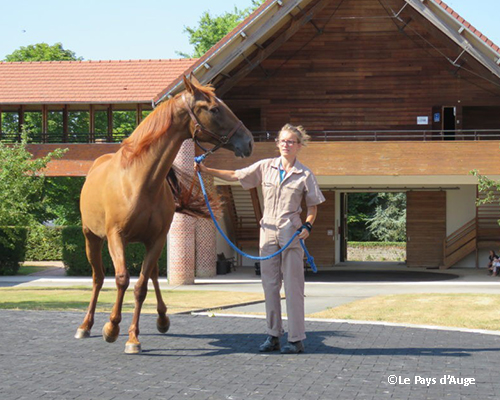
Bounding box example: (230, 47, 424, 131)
(75, 230, 105, 339)
(126, 239, 165, 354)
(151, 262, 170, 333)
(102, 232, 129, 344)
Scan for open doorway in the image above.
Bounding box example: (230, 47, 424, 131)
(340, 192, 407, 263)
(443, 106, 456, 140)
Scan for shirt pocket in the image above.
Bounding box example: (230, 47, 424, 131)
(279, 183, 304, 211)
(262, 180, 278, 205)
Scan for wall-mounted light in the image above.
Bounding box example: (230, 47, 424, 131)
(203, 63, 211, 70)
(277, 0, 283, 6)
(458, 26, 465, 35)
(240, 31, 247, 39)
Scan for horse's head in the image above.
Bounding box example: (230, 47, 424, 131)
(182, 75, 253, 158)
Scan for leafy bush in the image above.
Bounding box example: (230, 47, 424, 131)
(62, 226, 167, 277)
(0, 227, 27, 275)
(25, 225, 63, 261)
(349, 241, 406, 248)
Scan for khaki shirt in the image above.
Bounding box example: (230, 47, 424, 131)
(235, 157, 325, 230)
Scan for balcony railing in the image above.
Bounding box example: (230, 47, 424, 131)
(1, 129, 500, 144)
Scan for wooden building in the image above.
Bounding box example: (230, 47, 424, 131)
(1, 0, 500, 280)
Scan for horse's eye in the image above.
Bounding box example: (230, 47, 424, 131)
(210, 107, 219, 114)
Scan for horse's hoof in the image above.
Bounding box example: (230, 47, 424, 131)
(157, 315, 170, 334)
(102, 323, 119, 343)
(125, 342, 142, 354)
(74, 328, 91, 339)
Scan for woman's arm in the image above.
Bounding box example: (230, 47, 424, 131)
(298, 205, 318, 240)
(194, 162, 239, 182)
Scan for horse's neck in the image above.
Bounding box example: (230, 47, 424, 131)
(131, 126, 189, 193)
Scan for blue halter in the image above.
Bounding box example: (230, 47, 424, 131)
(194, 154, 317, 272)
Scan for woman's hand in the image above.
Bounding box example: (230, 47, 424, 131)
(298, 229, 310, 240)
(194, 162, 206, 174)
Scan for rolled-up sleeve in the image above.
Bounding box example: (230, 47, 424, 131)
(304, 172, 325, 207)
(235, 160, 264, 190)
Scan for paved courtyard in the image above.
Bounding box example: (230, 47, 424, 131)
(1, 310, 500, 399)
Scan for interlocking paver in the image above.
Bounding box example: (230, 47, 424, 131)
(1, 310, 500, 399)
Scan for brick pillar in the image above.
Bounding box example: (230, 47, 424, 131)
(168, 141, 196, 285)
(196, 173, 217, 277)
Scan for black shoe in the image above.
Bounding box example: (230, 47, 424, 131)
(280, 341, 304, 354)
(259, 336, 280, 352)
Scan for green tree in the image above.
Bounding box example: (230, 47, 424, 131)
(179, 1, 264, 58)
(0, 132, 66, 240)
(367, 193, 407, 242)
(3, 42, 82, 62)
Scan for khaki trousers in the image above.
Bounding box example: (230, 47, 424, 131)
(260, 222, 305, 342)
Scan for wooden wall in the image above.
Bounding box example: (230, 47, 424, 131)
(301, 191, 335, 266)
(224, 0, 500, 134)
(406, 191, 446, 267)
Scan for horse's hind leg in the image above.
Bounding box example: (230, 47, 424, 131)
(151, 262, 170, 333)
(125, 239, 165, 354)
(102, 232, 129, 344)
(75, 230, 105, 339)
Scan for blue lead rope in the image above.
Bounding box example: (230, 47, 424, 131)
(194, 155, 317, 273)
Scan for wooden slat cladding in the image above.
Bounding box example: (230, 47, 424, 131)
(206, 141, 500, 177)
(223, 0, 500, 133)
(406, 191, 446, 267)
(301, 191, 335, 266)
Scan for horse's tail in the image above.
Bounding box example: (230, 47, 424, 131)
(166, 166, 223, 219)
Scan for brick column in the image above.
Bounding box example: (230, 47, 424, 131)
(196, 173, 217, 277)
(167, 141, 196, 285)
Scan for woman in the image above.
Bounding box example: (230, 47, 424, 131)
(195, 123, 325, 354)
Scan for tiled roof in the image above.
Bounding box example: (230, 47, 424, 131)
(0, 59, 197, 104)
(435, 0, 499, 54)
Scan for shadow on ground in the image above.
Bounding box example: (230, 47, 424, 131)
(305, 269, 459, 282)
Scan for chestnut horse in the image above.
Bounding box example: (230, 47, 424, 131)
(75, 75, 253, 353)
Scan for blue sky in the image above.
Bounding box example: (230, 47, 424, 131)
(0, 0, 498, 61)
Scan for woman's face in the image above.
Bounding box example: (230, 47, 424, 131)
(277, 130, 302, 158)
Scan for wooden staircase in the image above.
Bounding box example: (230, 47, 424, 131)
(219, 185, 261, 249)
(443, 190, 500, 269)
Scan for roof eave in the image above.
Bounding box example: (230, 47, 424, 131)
(153, 0, 313, 106)
(406, 0, 500, 79)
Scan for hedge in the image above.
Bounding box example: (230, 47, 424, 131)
(62, 226, 167, 276)
(25, 225, 63, 261)
(0, 227, 28, 275)
(348, 241, 406, 248)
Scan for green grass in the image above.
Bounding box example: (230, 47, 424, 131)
(307, 293, 500, 331)
(16, 265, 50, 275)
(0, 287, 264, 314)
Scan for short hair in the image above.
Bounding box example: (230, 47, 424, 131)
(279, 123, 311, 146)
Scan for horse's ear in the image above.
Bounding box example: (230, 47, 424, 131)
(190, 74, 201, 87)
(183, 74, 195, 95)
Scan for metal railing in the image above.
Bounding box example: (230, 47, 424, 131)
(1, 129, 500, 144)
(254, 129, 500, 142)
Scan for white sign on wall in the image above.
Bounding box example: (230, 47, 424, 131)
(417, 116, 429, 125)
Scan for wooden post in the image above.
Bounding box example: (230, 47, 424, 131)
(42, 105, 48, 143)
(89, 105, 95, 143)
(62, 105, 69, 143)
(136, 104, 143, 127)
(107, 105, 113, 142)
(18, 105, 25, 140)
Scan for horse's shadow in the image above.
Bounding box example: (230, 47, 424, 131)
(137, 330, 500, 358)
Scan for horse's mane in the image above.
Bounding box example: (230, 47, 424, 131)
(120, 82, 216, 166)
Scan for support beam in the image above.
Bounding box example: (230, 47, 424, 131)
(89, 105, 95, 143)
(18, 105, 25, 139)
(217, 0, 332, 96)
(62, 105, 69, 143)
(136, 104, 143, 126)
(42, 105, 48, 143)
(107, 105, 113, 142)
